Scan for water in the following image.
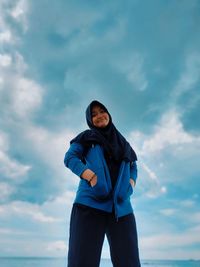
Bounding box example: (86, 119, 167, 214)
(0, 258, 199, 267)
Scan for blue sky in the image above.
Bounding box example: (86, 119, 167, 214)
(0, 0, 200, 260)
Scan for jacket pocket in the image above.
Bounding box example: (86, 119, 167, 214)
(116, 162, 133, 202)
(84, 146, 111, 201)
(90, 167, 112, 200)
(117, 183, 133, 203)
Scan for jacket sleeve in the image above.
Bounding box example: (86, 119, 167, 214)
(64, 142, 88, 178)
(130, 161, 138, 183)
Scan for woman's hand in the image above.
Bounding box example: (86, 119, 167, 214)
(81, 169, 98, 187)
(130, 178, 135, 187)
(90, 174, 97, 187)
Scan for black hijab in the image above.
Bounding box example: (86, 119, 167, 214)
(70, 100, 137, 163)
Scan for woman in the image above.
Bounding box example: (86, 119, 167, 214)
(64, 100, 141, 267)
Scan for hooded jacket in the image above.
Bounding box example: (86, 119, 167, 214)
(64, 142, 137, 219)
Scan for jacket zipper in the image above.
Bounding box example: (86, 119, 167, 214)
(113, 196, 119, 222)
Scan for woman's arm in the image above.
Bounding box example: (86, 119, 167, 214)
(130, 179, 135, 187)
(64, 142, 97, 186)
(130, 161, 138, 187)
(81, 169, 97, 187)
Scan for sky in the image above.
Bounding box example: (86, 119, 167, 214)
(0, 0, 200, 260)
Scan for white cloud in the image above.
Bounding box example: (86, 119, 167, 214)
(0, 48, 42, 122)
(0, 132, 9, 151)
(180, 199, 195, 208)
(0, 77, 3, 88)
(40, 190, 75, 224)
(0, 150, 31, 180)
(0, 191, 73, 256)
(173, 52, 200, 100)
(0, 30, 12, 43)
(0, 228, 14, 234)
(11, 0, 26, 18)
(13, 203, 60, 223)
(0, 131, 30, 200)
(0, 1, 40, 121)
(114, 53, 148, 91)
(10, 0, 28, 32)
(160, 208, 176, 216)
(139, 161, 167, 198)
(11, 77, 43, 118)
(140, 223, 200, 259)
(0, 183, 15, 202)
(141, 226, 200, 250)
(0, 52, 27, 76)
(132, 110, 200, 168)
(0, 53, 43, 120)
(140, 247, 200, 260)
(0, 188, 75, 224)
(14, 52, 28, 74)
(0, 0, 45, 206)
(0, 201, 60, 223)
(0, 227, 31, 236)
(31, 212, 59, 223)
(188, 212, 200, 224)
(141, 110, 194, 154)
(160, 186, 167, 193)
(0, 132, 31, 182)
(126, 55, 148, 91)
(0, 54, 12, 67)
(128, 138, 166, 199)
(128, 109, 200, 197)
(0, 0, 28, 46)
(141, 162, 158, 181)
(0, 238, 68, 257)
(46, 240, 67, 252)
(23, 124, 77, 186)
(51, 191, 76, 206)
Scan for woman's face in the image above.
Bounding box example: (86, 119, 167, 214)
(91, 105, 110, 128)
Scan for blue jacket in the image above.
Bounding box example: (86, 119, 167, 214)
(64, 142, 138, 219)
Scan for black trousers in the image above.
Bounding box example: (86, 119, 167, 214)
(67, 203, 141, 267)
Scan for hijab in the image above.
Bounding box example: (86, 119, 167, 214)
(70, 100, 137, 163)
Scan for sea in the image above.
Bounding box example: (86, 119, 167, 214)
(0, 258, 199, 267)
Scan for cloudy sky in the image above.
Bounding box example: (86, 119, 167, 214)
(0, 0, 200, 260)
